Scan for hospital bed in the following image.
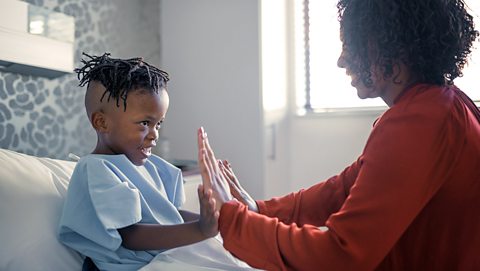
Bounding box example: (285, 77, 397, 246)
(0, 148, 201, 270)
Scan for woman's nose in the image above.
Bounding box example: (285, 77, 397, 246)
(337, 51, 346, 68)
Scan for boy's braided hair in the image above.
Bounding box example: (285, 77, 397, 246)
(75, 52, 170, 111)
(337, 0, 479, 87)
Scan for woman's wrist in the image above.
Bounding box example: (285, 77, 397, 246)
(248, 201, 259, 213)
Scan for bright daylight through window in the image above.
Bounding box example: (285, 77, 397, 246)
(295, 0, 480, 112)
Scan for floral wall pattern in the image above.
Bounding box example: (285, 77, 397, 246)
(0, 0, 161, 159)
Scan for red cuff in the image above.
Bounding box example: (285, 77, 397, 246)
(219, 200, 244, 233)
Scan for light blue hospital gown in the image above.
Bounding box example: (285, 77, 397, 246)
(58, 154, 185, 271)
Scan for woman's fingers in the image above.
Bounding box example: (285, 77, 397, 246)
(221, 161, 237, 183)
(196, 127, 234, 208)
(198, 129, 214, 192)
(221, 160, 243, 190)
(197, 127, 219, 181)
(197, 127, 206, 150)
(204, 133, 222, 174)
(219, 161, 243, 199)
(201, 132, 227, 190)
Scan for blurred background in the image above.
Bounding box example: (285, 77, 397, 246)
(1, 0, 478, 199)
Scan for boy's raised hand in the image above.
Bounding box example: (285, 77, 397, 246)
(197, 184, 219, 238)
(197, 127, 233, 212)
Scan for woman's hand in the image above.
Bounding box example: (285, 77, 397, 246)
(197, 184, 219, 238)
(218, 160, 258, 212)
(197, 127, 233, 212)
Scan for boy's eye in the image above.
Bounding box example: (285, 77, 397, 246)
(140, 121, 149, 126)
(155, 122, 162, 130)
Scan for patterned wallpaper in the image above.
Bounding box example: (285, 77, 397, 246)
(0, 0, 161, 159)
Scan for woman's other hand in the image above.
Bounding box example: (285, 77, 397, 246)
(218, 160, 258, 212)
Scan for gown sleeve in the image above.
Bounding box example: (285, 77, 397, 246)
(58, 157, 143, 253)
(218, 94, 464, 271)
(86, 158, 142, 231)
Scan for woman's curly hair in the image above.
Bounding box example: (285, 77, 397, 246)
(337, 0, 479, 87)
(75, 52, 170, 111)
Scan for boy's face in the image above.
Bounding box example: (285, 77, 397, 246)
(100, 88, 169, 166)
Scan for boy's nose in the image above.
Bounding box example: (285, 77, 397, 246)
(148, 129, 159, 143)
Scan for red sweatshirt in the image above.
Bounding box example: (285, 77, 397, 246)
(219, 84, 480, 271)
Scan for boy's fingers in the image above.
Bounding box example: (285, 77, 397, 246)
(211, 198, 217, 214)
(197, 184, 204, 199)
(206, 188, 213, 198)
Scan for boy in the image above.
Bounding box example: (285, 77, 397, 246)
(58, 53, 254, 271)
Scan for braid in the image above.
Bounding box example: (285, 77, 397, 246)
(75, 52, 170, 110)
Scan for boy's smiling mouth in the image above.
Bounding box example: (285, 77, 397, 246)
(140, 147, 152, 157)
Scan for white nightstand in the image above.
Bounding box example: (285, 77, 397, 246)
(182, 173, 202, 212)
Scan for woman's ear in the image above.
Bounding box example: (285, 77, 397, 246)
(91, 111, 108, 132)
(391, 62, 403, 84)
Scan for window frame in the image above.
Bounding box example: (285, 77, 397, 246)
(295, 0, 480, 115)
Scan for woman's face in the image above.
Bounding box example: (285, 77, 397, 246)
(337, 46, 389, 101)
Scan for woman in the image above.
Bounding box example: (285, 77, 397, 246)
(198, 0, 480, 270)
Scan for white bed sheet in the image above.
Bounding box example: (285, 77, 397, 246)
(140, 236, 262, 271)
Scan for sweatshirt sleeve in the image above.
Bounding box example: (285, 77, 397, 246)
(218, 94, 462, 271)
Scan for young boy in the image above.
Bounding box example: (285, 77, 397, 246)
(58, 53, 255, 271)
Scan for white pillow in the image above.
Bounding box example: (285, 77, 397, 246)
(0, 149, 83, 271)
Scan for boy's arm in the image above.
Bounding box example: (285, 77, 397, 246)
(119, 222, 207, 250)
(119, 184, 218, 251)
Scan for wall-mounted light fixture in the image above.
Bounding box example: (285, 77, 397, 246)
(0, 0, 74, 79)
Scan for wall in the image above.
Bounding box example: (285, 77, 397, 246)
(159, 0, 379, 199)
(261, 0, 292, 198)
(0, 0, 161, 159)
(289, 112, 381, 193)
(0, 0, 382, 199)
(160, 0, 266, 198)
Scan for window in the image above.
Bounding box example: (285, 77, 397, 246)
(295, 0, 480, 112)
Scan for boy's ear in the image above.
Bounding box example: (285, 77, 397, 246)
(91, 111, 108, 132)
